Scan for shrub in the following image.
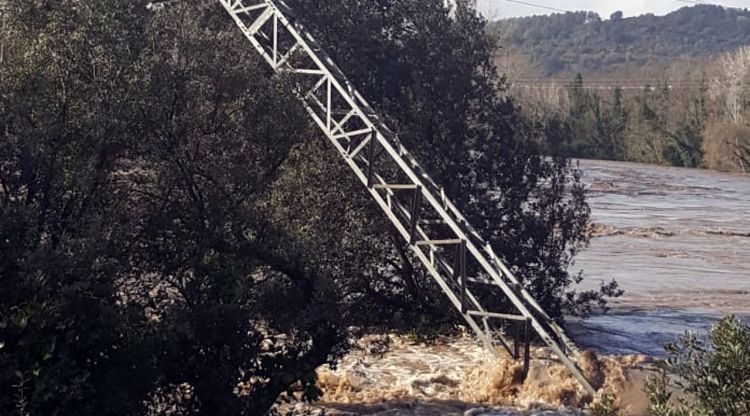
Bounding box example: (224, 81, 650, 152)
(589, 393, 622, 416)
(646, 316, 750, 416)
(703, 122, 750, 172)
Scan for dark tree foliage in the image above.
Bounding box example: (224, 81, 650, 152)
(0, 2, 157, 414)
(646, 316, 750, 416)
(2, 0, 616, 414)
(1, 1, 347, 415)
(283, 0, 619, 320)
(490, 5, 750, 76)
(127, 5, 351, 414)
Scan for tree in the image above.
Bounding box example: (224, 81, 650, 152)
(608, 87, 629, 159)
(551, 75, 625, 160)
(1, 1, 348, 414)
(1, 1, 7, 65)
(610, 11, 623, 21)
(710, 46, 750, 124)
(703, 122, 750, 172)
(563, 74, 594, 157)
(127, 4, 353, 414)
(282, 0, 618, 320)
(2, 0, 618, 414)
(624, 85, 674, 165)
(1, 1, 158, 414)
(646, 316, 750, 416)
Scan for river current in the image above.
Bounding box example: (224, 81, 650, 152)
(570, 159, 750, 356)
(299, 160, 749, 415)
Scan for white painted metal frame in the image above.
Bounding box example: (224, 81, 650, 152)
(219, 0, 595, 395)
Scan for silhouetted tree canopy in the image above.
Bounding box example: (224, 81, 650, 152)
(0, 0, 617, 414)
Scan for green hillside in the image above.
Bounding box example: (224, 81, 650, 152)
(490, 5, 750, 76)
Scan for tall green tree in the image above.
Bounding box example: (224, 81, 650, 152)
(2, 0, 619, 415)
(127, 4, 351, 414)
(284, 0, 617, 320)
(0, 1, 157, 414)
(1, 1, 348, 414)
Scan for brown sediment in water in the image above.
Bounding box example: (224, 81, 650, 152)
(587, 223, 750, 238)
(316, 335, 655, 415)
(460, 348, 632, 409)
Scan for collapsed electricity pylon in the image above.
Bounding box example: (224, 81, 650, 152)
(219, 0, 596, 395)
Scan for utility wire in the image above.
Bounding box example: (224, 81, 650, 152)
(507, 79, 749, 89)
(503, 0, 570, 13)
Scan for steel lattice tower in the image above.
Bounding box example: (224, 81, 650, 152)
(219, 0, 596, 395)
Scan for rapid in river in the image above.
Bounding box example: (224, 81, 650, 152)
(295, 160, 749, 416)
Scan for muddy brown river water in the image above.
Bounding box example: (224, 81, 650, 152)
(570, 159, 750, 356)
(297, 160, 749, 416)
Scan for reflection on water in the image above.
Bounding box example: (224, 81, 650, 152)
(574, 160, 750, 355)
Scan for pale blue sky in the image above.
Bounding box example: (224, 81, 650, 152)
(477, 0, 749, 20)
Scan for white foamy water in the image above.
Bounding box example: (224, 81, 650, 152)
(570, 160, 750, 356)
(311, 335, 651, 416)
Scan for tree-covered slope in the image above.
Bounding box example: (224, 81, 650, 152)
(490, 5, 750, 76)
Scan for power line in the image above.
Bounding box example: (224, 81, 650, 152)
(487, 0, 735, 19)
(503, 0, 570, 14)
(674, 0, 707, 4)
(507, 79, 750, 90)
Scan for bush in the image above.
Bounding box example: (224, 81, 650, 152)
(589, 393, 622, 416)
(702, 122, 750, 172)
(646, 316, 750, 416)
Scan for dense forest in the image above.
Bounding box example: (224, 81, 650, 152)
(0, 0, 619, 415)
(490, 5, 750, 76)
(491, 4, 750, 172)
(501, 45, 750, 172)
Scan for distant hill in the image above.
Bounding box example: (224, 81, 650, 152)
(489, 5, 750, 76)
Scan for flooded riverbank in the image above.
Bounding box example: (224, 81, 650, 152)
(297, 161, 748, 415)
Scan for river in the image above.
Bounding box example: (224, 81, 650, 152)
(304, 160, 749, 416)
(570, 159, 750, 356)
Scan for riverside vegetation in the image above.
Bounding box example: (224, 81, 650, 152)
(646, 316, 750, 416)
(493, 6, 750, 173)
(0, 0, 617, 414)
(2, 1, 746, 414)
(499, 63, 750, 173)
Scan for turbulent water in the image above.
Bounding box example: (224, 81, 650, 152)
(570, 160, 750, 356)
(310, 335, 653, 416)
(298, 160, 749, 416)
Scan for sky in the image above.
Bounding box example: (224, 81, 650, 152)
(476, 0, 749, 20)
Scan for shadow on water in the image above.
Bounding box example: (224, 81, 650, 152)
(320, 399, 473, 415)
(321, 399, 570, 415)
(567, 308, 750, 357)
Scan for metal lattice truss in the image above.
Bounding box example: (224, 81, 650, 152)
(219, 0, 596, 395)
